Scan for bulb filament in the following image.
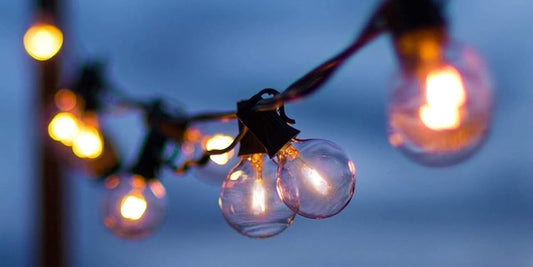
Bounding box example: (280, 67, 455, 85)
(301, 165, 330, 196)
(120, 194, 148, 221)
(251, 179, 267, 215)
(250, 154, 267, 215)
(419, 65, 466, 130)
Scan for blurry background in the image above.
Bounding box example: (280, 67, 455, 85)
(2, 0, 533, 266)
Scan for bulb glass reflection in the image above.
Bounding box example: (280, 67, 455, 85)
(23, 23, 63, 61)
(219, 154, 295, 238)
(388, 36, 492, 166)
(276, 139, 356, 219)
(103, 174, 167, 239)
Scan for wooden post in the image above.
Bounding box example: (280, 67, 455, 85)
(35, 0, 67, 266)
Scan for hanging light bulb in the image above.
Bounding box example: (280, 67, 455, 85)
(71, 111, 104, 159)
(219, 153, 295, 238)
(71, 126, 103, 159)
(276, 139, 356, 219)
(387, 28, 492, 166)
(186, 121, 240, 185)
(23, 23, 63, 61)
(48, 112, 81, 145)
(103, 174, 167, 239)
(103, 128, 168, 239)
(205, 134, 235, 165)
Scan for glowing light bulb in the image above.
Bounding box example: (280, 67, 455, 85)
(205, 134, 235, 165)
(103, 174, 167, 239)
(48, 112, 80, 145)
(219, 154, 295, 238)
(388, 41, 492, 166)
(120, 195, 147, 220)
(187, 121, 241, 186)
(23, 23, 63, 61)
(72, 127, 103, 159)
(276, 139, 356, 219)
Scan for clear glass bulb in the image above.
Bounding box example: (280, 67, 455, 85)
(276, 139, 356, 219)
(219, 154, 295, 238)
(103, 174, 167, 239)
(388, 39, 492, 166)
(183, 121, 240, 185)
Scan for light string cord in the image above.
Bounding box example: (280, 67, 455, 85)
(93, 4, 389, 176)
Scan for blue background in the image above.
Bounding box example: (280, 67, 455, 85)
(1, 0, 533, 266)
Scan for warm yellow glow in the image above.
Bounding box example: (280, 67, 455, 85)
(419, 66, 466, 130)
(419, 104, 461, 130)
(23, 23, 63, 61)
(425, 66, 466, 108)
(251, 179, 267, 215)
(205, 134, 234, 165)
(120, 194, 147, 221)
(229, 170, 244, 181)
(48, 112, 80, 145)
(72, 127, 103, 159)
(301, 165, 330, 196)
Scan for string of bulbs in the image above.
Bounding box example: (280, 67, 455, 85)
(25, 0, 493, 239)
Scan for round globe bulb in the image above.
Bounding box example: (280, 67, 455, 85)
(184, 121, 240, 185)
(23, 23, 63, 61)
(48, 112, 80, 145)
(72, 127, 103, 159)
(276, 139, 356, 219)
(388, 43, 492, 166)
(103, 174, 167, 239)
(219, 154, 295, 238)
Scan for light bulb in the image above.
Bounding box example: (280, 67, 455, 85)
(388, 32, 492, 166)
(103, 174, 167, 239)
(219, 154, 295, 238)
(205, 134, 235, 165)
(23, 23, 63, 61)
(276, 139, 356, 219)
(186, 121, 240, 185)
(48, 112, 80, 145)
(72, 126, 103, 159)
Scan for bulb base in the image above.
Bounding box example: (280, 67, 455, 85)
(237, 93, 300, 158)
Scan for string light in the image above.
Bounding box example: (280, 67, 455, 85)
(103, 174, 167, 239)
(184, 121, 240, 185)
(205, 134, 235, 165)
(24, 23, 63, 61)
(48, 112, 80, 145)
(103, 128, 168, 239)
(47, 73, 119, 177)
(387, 30, 492, 166)
(276, 140, 356, 219)
(219, 154, 295, 238)
(37, 0, 494, 240)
